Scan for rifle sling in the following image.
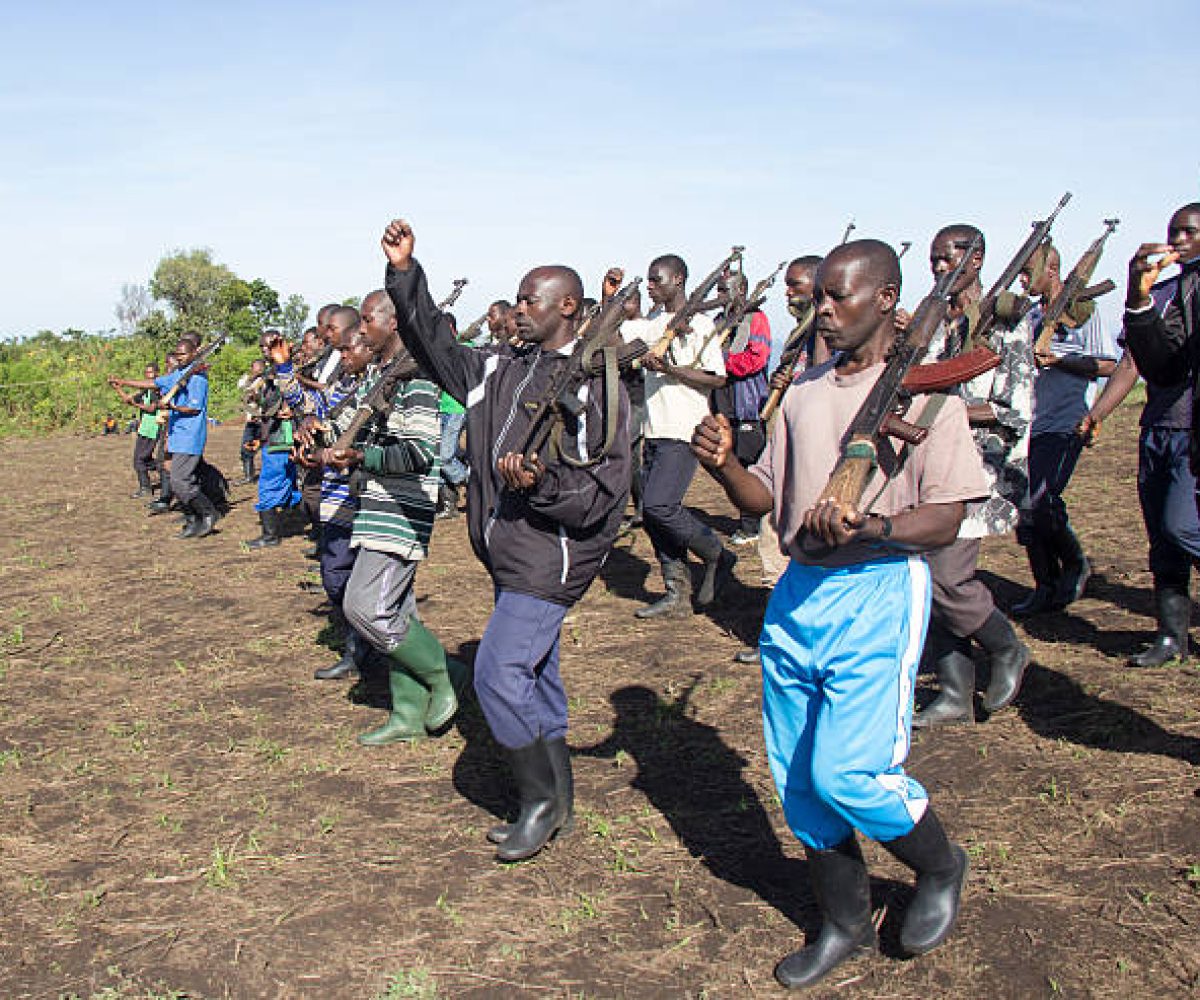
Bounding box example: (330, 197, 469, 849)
(552, 345, 621, 470)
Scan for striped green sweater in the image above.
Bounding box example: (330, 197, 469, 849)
(333, 368, 441, 559)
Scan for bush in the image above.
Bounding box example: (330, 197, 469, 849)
(0, 333, 261, 437)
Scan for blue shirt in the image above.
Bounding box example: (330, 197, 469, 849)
(155, 369, 209, 455)
(1030, 306, 1117, 435)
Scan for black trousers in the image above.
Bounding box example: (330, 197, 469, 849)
(132, 433, 159, 485)
(642, 438, 703, 562)
(731, 419, 767, 534)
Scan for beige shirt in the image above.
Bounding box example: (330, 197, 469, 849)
(750, 360, 989, 567)
(621, 313, 725, 442)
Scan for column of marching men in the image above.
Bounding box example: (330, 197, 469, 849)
(106, 199, 1200, 990)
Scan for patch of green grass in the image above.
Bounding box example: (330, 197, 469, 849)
(251, 737, 289, 766)
(205, 844, 236, 889)
(435, 891, 463, 927)
(375, 968, 438, 1000)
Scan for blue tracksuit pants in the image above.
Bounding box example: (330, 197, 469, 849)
(474, 590, 570, 750)
(761, 556, 931, 851)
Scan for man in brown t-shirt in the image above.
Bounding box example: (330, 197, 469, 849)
(692, 240, 988, 990)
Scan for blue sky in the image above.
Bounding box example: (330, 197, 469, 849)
(2, 1, 1197, 340)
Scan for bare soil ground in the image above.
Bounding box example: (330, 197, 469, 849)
(1, 407, 1198, 1000)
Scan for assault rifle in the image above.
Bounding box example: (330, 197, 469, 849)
(648, 246, 744, 360)
(899, 192, 1073, 395)
(759, 301, 816, 421)
(521, 278, 645, 470)
(325, 352, 422, 456)
(155, 333, 228, 426)
(695, 260, 788, 361)
(436, 278, 468, 311)
(811, 234, 982, 517)
(457, 311, 488, 344)
(1032, 218, 1120, 356)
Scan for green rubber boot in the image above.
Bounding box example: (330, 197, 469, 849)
(392, 618, 461, 731)
(357, 667, 430, 746)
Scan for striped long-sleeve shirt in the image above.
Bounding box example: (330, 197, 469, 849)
(332, 365, 441, 559)
(276, 362, 360, 527)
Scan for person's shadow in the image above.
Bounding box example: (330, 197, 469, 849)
(1016, 663, 1200, 765)
(574, 683, 911, 953)
(447, 640, 513, 821)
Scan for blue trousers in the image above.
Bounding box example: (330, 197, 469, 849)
(255, 449, 301, 512)
(319, 519, 356, 607)
(761, 557, 931, 851)
(439, 411, 468, 487)
(474, 590, 570, 749)
(1017, 431, 1084, 545)
(1138, 427, 1200, 590)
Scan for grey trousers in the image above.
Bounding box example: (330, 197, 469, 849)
(342, 546, 419, 654)
(169, 452, 202, 504)
(927, 537, 995, 637)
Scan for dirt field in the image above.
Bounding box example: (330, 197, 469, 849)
(1, 408, 1198, 1000)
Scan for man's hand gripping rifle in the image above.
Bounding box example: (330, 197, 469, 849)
(900, 192, 1073, 395)
(154, 333, 229, 426)
(811, 235, 983, 529)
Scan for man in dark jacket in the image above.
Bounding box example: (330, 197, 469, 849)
(382, 218, 631, 863)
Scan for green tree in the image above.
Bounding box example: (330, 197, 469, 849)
(149, 248, 236, 333)
(280, 294, 309, 339)
(247, 278, 282, 329)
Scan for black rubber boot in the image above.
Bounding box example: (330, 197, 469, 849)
(494, 739, 565, 862)
(488, 736, 575, 846)
(189, 493, 219, 539)
(1130, 586, 1190, 667)
(912, 624, 975, 729)
(315, 629, 364, 680)
(1051, 524, 1090, 608)
(247, 508, 281, 549)
(236, 454, 256, 485)
(973, 610, 1030, 713)
(435, 482, 460, 520)
(148, 479, 173, 515)
(1011, 538, 1060, 617)
(177, 500, 200, 538)
(774, 837, 877, 989)
(688, 528, 736, 608)
(635, 558, 693, 619)
(880, 808, 969, 956)
(132, 467, 153, 498)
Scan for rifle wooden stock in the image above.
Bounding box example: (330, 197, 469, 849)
(648, 246, 744, 359)
(759, 305, 816, 421)
(813, 234, 981, 512)
(457, 311, 488, 343)
(1033, 218, 1119, 355)
(327, 354, 420, 454)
